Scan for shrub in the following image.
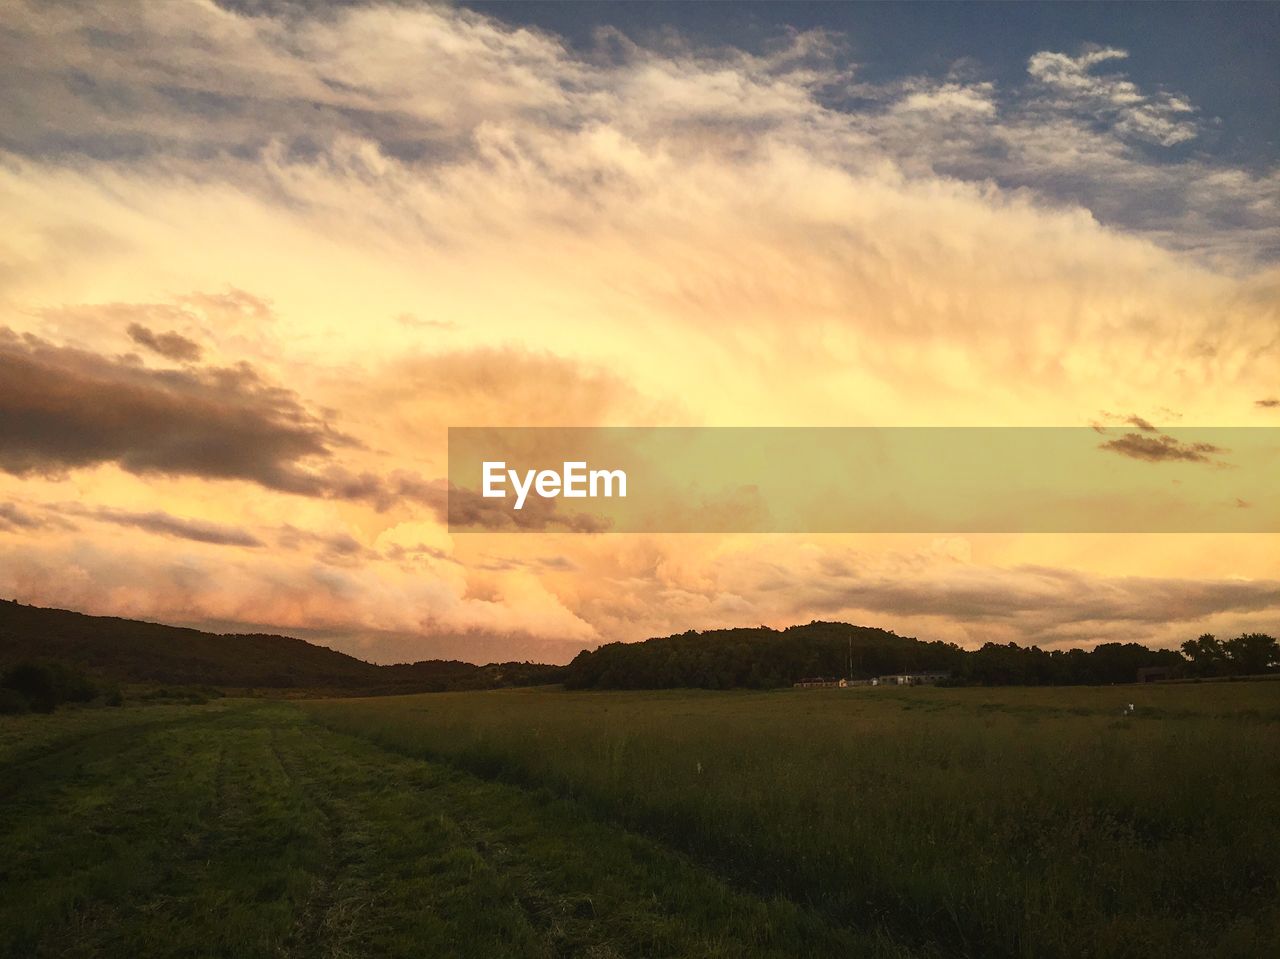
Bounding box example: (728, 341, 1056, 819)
(1, 660, 99, 713)
(0, 687, 30, 714)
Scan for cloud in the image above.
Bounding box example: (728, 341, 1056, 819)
(59, 503, 264, 547)
(445, 483, 612, 534)
(1256, 398, 1280, 409)
(126, 322, 203, 361)
(0, 534, 600, 662)
(0, 328, 644, 518)
(0, 1, 1273, 266)
(0, 1, 1275, 661)
(1098, 432, 1225, 464)
(792, 563, 1280, 626)
(395, 312, 456, 331)
(367, 346, 672, 429)
(1026, 46, 1198, 147)
(0, 328, 356, 491)
(551, 536, 1280, 651)
(0, 502, 49, 532)
(37, 293, 269, 347)
(893, 81, 997, 119)
(275, 524, 378, 565)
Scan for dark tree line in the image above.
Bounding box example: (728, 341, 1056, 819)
(0, 600, 566, 694)
(1181, 633, 1280, 677)
(0, 660, 115, 714)
(563, 621, 1279, 690)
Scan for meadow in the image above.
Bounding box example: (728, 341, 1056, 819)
(305, 683, 1280, 959)
(1, 683, 1277, 958)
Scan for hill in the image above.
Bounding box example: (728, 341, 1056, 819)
(563, 621, 1187, 689)
(0, 599, 563, 692)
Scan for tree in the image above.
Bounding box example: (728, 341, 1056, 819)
(1180, 634, 1227, 677)
(1, 660, 99, 712)
(1223, 633, 1280, 675)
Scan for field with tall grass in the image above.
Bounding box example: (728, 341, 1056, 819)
(2, 700, 862, 958)
(305, 683, 1280, 959)
(3, 684, 1276, 957)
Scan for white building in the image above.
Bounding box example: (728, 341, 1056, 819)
(874, 672, 950, 686)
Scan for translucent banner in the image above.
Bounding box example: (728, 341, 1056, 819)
(447, 427, 1279, 533)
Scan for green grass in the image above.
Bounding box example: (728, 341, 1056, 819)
(3, 685, 1277, 958)
(0, 700, 885, 958)
(304, 683, 1280, 959)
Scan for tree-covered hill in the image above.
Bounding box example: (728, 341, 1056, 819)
(0, 599, 563, 692)
(563, 621, 1196, 690)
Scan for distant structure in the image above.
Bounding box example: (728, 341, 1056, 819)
(794, 672, 950, 689)
(1136, 666, 1178, 684)
(874, 672, 950, 686)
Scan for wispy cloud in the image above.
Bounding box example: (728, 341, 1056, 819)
(1098, 432, 1225, 464)
(1026, 46, 1198, 147)
(59, 503, 264, 547)
(127, 323, 203, 362)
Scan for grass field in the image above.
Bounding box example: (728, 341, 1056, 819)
(2, 684, 1278, 958)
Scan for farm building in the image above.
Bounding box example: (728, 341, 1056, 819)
(874, 672, 950, 686)
(1136, 666, 1179, 683)
(793, 677, 846, 688)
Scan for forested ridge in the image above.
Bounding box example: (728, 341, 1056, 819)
(564, 621, 1278, 689)
(0, 600, 563, 692)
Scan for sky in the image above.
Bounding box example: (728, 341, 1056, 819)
(0, 0, 1277, 664)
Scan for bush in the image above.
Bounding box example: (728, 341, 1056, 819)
(0, 687, 30, 714)
(1, 660, 99, 713)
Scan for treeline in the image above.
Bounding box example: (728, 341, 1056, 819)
(0, 660, 119, 714)
(566, 624, 956, 690)
(0, 600, 564, 694)
(564, 622, 1279, 690)
(1180, 633, 1280, 677)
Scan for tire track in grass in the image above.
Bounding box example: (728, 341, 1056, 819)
(0, 708, 226, 801)
(289, 710, 889, 959)
(266, 719, 367, 959)
(5, 702, 901, 958)
(0, 709, 232, 958)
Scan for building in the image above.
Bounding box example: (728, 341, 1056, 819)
(1136, 666, 1178, 684)
(874, 672, 950, 686)
(795, 673, 949, 689)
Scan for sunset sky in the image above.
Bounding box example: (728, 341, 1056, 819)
(1, 0, 1277, 663)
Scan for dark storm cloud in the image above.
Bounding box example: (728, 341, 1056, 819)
(1257, 398, 1280, 409)
(0, 328, 356, 494)
(0, 334, 591, 521)
(126, 323, 203, 361)
(1125, 414, 1157, 431)
(1097, 431, 1225, 464)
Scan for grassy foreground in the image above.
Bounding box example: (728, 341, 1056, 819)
(2, 685, 1277, 958)
(305, 683, 1280, 959)
(0, 700, 877, 958)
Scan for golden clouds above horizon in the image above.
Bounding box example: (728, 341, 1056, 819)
(0, 0, 1276, 660)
